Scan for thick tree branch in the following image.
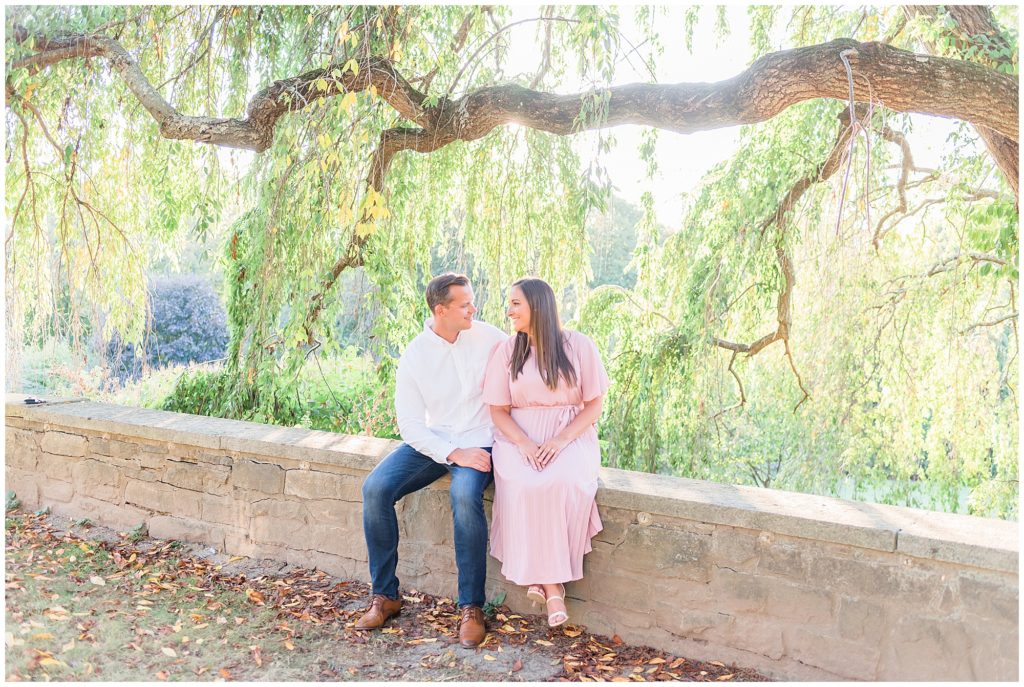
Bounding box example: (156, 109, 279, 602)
(9, 31, 1018, 155)
(904, 5, 1019, 198)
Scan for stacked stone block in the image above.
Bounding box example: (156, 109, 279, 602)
(4, 395, 1018, 681)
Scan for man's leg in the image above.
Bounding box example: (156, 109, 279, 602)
(448, 459, 493, 608)
(361, 443, 447, 599)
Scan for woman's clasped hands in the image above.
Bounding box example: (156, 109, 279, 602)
(516, 436, 569, 471)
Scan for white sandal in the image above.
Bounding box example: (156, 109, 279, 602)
(545, 584, 568, 628)
(527, 584, 546, 607)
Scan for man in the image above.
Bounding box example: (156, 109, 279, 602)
(355, 273, 508, 648)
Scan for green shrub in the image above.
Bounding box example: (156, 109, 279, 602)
(158, 347, 398, 437)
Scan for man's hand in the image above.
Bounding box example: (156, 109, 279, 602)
(448, 447, 492, 472)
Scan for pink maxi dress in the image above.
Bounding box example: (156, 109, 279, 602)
(482, 330, 609, 585)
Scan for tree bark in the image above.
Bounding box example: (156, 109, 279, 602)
(903, 5, 1018, 197)
(9, 29, 1018, 160)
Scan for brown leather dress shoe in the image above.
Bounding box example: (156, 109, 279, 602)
(353, 594, 402, 630)
(458, 605, 487, 648)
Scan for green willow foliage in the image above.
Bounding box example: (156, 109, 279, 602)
(5, 5, 1018, 518)
(577, 6, 1018, 518)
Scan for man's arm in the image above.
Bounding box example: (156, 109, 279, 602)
(395, 355, 458, 464)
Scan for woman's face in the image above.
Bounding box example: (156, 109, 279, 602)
(506, 285, 531, 334)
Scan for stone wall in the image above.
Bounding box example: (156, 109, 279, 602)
(5, 395, 1018, 681)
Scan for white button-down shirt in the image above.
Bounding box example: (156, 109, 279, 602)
(395, 318, 508, 463)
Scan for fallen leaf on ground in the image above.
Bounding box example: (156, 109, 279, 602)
(717, 674, 735, 681)
(161, 647, 177, 657)
(512, 658, 523, 672)
(155, 670, 169, 680)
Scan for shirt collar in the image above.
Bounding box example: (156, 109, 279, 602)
(423, 317, 467, 345)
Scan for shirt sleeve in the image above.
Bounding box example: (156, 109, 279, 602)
(576, 332, 610, 402)
(481, 338, 513, 406)
(395, 352, 458, 464)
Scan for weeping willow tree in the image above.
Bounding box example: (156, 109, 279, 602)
(5, 5, 1018, 516)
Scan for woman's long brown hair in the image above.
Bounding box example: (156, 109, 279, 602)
(509, 278, 578, 391)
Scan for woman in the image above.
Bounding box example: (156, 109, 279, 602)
(482, 277, 608, 627)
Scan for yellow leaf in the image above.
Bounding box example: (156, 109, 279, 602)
(369, 84, 378, 99)
(340, 91, 357, 112)
(647, 658, 666, 665)
(39, 657, 65, 668)
(33, 632, 55, 640)
(344, 58, 359, 76)
(564, 628, 583, 637)
(484, 655, 496, 661)
(284, 639, 295, 651)
(355, 222, 376, 238)
(315, 77, 329, 92)
(534, 639, 554, 646)
(161, 646, 177, 657)
(717, 674, 734, 681)
(146, 17, 156, 31)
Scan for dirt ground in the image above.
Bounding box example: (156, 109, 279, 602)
(4, 506, 767, 682)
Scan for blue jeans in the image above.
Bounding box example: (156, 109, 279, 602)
(362, 443, 493, 607)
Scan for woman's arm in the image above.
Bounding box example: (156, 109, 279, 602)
(536, 396, 603, 468)
(489, 405, 542, 471)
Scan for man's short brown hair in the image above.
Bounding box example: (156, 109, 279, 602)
(426, 273, 470, 314)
